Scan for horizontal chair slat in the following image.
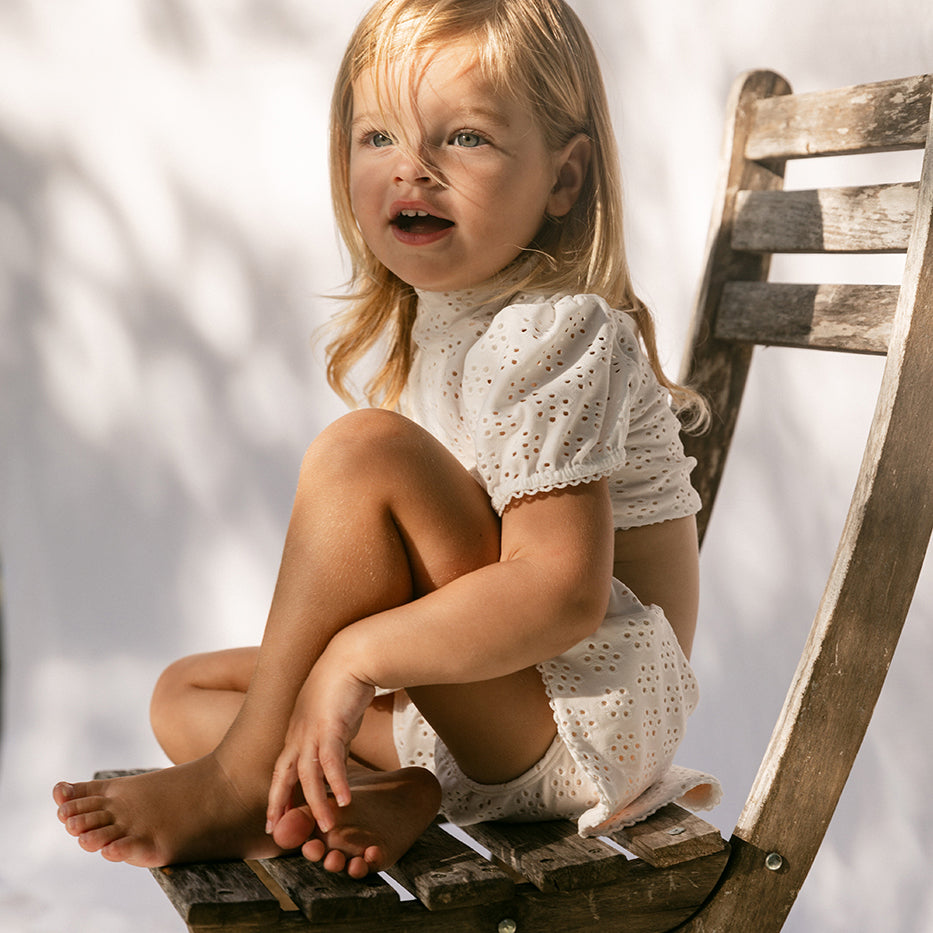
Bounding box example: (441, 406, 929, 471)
(257, 854, 399, 923)
(716, 281, 898, 353)
(385, 821, 515, 910)
(149, 861, 283, 928)
(746, 74, 932, 160)
(733, 183, 919, 253)
(463, 819, 631, 893)
(607, 804, 727, 869)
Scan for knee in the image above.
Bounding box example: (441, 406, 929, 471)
(302, 409, 422, 486)
(149, 654, 200, 736)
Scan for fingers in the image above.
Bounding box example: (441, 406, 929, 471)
(266, 752, 299, 833)
(316, 735, 352, 810)
(298, 755, 335, 832)
(268, 744, 346, 837)
(267, 663, 367, 834)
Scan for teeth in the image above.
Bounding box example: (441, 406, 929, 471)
(399, 209, 429, 217)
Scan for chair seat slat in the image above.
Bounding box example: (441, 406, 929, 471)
(733, 183, 918, 253)
(746, 74, 932, 160)
(463, 819, 631, 893)
(715, 281, 898, 352)
(607, 804, 727, 869)
(256, 854, 400, 924)
(385, 821, 515, 910)
(148, 861, 283, 928)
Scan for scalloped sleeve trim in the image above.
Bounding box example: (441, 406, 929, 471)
(490, 452, 627, 515)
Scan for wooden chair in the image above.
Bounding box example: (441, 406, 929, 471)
(117, 69, 933, 932)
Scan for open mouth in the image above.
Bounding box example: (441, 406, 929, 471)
(392, 209, 454, 235)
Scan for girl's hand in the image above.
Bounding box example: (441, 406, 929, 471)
(266, 641, 376, 835)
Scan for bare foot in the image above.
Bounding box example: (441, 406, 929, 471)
(54, 752, 283, 867)
(271, 767, 441, 879)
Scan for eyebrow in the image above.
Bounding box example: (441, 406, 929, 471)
(351, 105, 512, 131)
(456, 105, 511, 127)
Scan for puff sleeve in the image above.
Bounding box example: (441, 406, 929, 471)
(461, 294, 640, 514)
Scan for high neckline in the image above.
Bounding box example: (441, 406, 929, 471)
(414, 282, 501, 318)
(413, 257, 539, 320)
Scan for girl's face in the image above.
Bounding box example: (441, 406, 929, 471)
(349, 42, 584, 292)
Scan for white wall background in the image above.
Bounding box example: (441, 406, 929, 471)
(1, 1, 931, 931)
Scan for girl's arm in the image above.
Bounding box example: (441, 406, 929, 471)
(267, 478, 614, 833)
(346, 477, 615, 688)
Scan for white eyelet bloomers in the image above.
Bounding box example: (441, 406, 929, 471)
(391, 282, 722, 835)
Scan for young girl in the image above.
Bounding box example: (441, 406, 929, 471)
(54, 0, 720, 879)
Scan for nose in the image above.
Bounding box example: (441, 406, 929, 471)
(392, 146, 442, 187)
(394, 161, 432, 186)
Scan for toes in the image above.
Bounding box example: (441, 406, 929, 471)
(303, 841, 374, 877)
(59, 794, 109, 818)
(77, 824, 125, 853)
(346, 855, 371, 879)
(56, 779, 103, 803)
(57, 795, 111, 829)
(301, 838, 326, 862)
(54, 780, 103, 807)
(322, 849, 348, 873)
(363, 844, 383, 871)
(272, 807, 316, 851)
(100, 835, 153, 865)
(65, 809, 114, 836)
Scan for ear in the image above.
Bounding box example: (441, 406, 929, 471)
(546, 134, 592, 218)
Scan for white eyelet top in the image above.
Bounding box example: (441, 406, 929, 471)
(394, 281, 722, 833)
(402, 284, 702, 528)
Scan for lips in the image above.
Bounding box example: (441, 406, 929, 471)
(392, 209, 454, 235)
(389, 205, 455, 245)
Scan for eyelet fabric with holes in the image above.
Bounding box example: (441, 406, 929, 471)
(404, 285, 702, 525)
(392, 283, 721, 834)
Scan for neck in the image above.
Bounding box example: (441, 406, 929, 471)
(413, 255, 540, 305)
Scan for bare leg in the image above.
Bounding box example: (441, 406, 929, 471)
(149, 648, 258, 765)
(54, 410, 510, 868)
(150, 648, 435, 877)
(150, 647, 402, 776)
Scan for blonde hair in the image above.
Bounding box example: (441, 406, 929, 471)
(325, 0, 707, 429)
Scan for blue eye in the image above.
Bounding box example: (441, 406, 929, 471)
(452, 131, 485, 148)
(370, 132, 394, 148)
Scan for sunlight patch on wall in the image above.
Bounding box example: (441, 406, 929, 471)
(23, 653, 163, 781)
(178, 524, 279, 649)
(144, 352, 231, 505)
(39, 270, 141, 444)
(229, 344, 317, 448)
(184, 235, 255, 361)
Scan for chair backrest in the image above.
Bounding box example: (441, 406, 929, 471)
(677, 71, 933, 931)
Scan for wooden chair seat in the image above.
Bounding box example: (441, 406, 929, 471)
(122, 68, 933, 932)
(96, 768, 726, 933)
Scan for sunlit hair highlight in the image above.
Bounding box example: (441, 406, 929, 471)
(326, 0, 707, 430)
